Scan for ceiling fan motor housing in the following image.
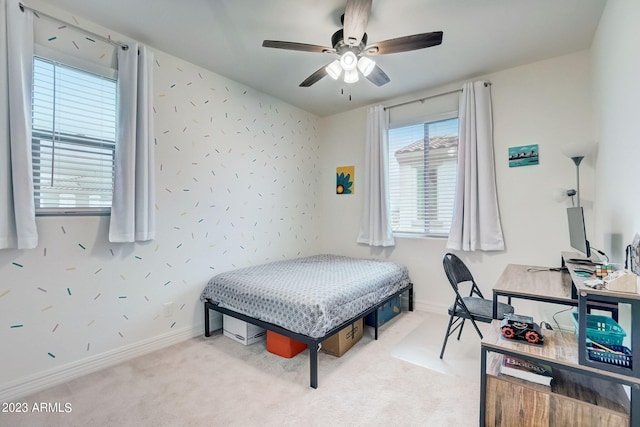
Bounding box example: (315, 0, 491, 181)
(331, 29, 368, 57)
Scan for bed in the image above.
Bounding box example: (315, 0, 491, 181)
(201, 254, 413, 388)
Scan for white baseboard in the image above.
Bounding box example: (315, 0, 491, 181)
(0, 319, 219, 403)
(400, 292, 448, 315)
(412, 299, 448, 315)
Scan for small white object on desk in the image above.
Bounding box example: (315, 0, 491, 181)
(604, 270, 638, 293)
(583, 278, 604, 290)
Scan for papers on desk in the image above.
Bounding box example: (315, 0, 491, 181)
(583, 278, 604, 290)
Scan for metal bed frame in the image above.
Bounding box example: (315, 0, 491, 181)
(204, 283, 413, 389)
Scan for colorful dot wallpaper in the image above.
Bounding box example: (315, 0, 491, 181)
(0, 3, 321, 395)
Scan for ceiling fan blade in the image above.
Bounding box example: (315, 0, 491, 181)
(366, 65, 390, 87)
(262, 40, 335, 54)
(365, 31, 443, 55)
(343, 0, 372, 46)
(299, 65, 329, 87)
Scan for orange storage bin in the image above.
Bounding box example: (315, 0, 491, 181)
(266, 330, 307, 358)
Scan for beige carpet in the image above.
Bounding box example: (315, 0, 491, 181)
(391, 312, 490, 382)
(2, 310, 480, 427)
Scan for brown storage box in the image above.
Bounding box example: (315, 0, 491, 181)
(266, 330, 307, 358)
(321, 318, 363, 357)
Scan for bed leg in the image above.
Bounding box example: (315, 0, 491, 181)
(310, 342, 319, 389)
(374, 309, 379, 340)
(204, 303, 211, 337)
(409, 288, 414, 312)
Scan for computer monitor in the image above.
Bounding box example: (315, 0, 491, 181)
(567, 207, 591, 258)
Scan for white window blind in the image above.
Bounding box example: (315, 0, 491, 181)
(31, 56, 116, 214)
(388, 117, 459, 236)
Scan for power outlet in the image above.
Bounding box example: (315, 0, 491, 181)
(163, 302, 174, 318)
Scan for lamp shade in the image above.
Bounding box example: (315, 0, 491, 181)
(340, 51, 358, 71)
(344, 69, 359, 83)
(325, 60, 342, 80)
(357, 56, 375, 76)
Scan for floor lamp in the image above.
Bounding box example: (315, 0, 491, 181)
(570, 155, 584, 207)
(562, 141, 594, 207)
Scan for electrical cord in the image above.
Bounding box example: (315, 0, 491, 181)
(526, 266, 568, 273)
(552, 307, 574, 331)
(526, 267, 551, 272)
(591, 246, 610, 264)
(540, 321, 554, 330)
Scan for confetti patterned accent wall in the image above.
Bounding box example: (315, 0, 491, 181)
(0, 5, 321, 390)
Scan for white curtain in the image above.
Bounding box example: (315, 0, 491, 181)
(109, 44, 156, 242)
(447, 81, 505, 251)
(0, 0, 37, 250)
(357, 105, 395, 247)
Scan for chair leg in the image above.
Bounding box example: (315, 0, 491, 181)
(456, 319, 465, 340)
(468, 318, 484, 340)
(439, 314, 455, 359)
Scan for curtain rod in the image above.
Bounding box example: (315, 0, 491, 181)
(384, 82, 491, 111)
(19, 2, 129, 51)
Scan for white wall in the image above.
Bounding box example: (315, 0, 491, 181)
(0, 3, 321, 399)
(319, 51, 594, 324)
(592, 0, 640, 262)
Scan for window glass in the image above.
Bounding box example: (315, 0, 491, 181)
(32, 56, 116, 215)
(388, 117, 458, 236)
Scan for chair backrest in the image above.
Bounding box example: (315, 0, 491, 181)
(442, 253, 485, 299)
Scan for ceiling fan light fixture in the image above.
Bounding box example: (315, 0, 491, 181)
(357, 56, 375, 76)
(344, 69, 359, 84)
(340, 51, 358, 71)
(325, 60, 342, 80)
(262, 1, 444, 89)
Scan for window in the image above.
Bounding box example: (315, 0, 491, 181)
(388, 116, 459, 236)
(31, 56, 116, 215)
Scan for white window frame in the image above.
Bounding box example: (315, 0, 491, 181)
(388, 111, 459, 238)
(31, 47, 117, 216)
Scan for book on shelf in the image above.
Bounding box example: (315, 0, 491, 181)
(500, 355, 553, 386)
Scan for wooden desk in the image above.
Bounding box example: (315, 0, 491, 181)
(482, 261, 640, 426)
(492, 263, 618, 320)
(492, 264, 574, 318)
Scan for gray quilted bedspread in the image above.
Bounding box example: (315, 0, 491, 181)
(200, 254, 412, 338)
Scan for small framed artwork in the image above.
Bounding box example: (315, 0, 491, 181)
(508, 144, 539, 167)
(336, 166, 354, 194)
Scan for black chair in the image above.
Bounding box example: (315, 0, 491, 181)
(440, 253, 514, 359)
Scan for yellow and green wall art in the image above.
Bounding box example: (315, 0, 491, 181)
(336, 166, 354, 194)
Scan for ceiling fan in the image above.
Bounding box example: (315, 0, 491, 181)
(262, 0, 443, 87)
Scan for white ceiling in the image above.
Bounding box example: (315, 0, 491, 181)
(41, 0, 607, 117)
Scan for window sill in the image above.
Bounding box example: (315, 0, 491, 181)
(36, 209, 111, 217)
(393, 232, 449, 240)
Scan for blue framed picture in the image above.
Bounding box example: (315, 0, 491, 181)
(508, 144, 539, 167)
